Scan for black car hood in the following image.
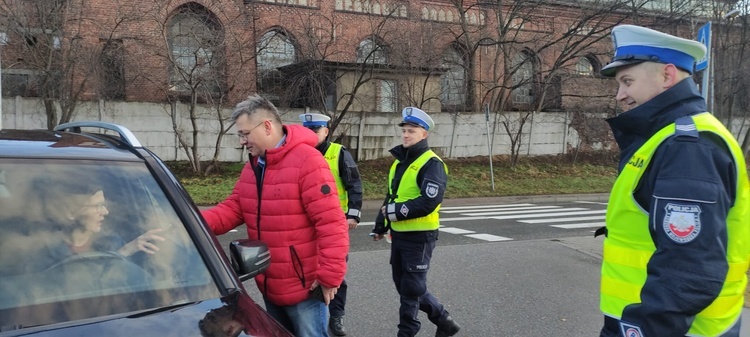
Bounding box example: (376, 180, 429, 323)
(1, 296, 291, 337)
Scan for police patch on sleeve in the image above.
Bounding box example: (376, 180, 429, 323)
(400, 204, 409, 217)
(663, 203, 701, 244)
(620, 322, 644, 337)
(425, 182, 439, 199)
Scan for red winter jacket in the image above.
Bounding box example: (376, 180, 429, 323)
(201, 124, 349, 306)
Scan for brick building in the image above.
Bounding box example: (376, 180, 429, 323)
(2, 0, 744, 162)
(0, 0, 636, 113)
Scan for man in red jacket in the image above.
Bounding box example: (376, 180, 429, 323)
(201, 94, 349, 337)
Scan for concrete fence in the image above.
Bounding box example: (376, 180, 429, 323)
(2, 96, 747, 162)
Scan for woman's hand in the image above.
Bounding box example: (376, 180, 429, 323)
(118, 228, 167, 256)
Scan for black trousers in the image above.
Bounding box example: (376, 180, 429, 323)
(390, 230, 449, 337)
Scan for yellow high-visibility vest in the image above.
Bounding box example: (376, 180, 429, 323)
(601, 113, 750, 336)
(324, 142, 348, 211)
(387, 150, 447, 232)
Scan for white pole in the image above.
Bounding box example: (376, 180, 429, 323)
(484, 104, 495, 191)
(0, 32, 5, 130)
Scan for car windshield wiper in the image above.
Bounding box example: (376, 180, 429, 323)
(126, 301, 197, 318)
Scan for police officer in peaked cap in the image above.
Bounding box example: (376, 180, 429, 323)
(299, 112, 363, 337)
(597, 25, 750, 337)
(372, 107, 460, 337)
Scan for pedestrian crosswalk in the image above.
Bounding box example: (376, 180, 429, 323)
(438, 201, 607, 242)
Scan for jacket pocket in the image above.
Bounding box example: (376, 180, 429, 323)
(289, 245, 305, 288)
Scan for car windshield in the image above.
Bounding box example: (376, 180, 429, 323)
(0, 159, 221, 328)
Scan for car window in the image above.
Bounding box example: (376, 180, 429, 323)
(0, 159, 221, 328)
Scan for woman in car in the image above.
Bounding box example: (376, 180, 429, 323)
(33, 180, 166, 266)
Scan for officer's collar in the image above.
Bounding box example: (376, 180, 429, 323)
(316, 140, 331, 153)
(391, 139, 429, 161)
(607, 78, 705, 138)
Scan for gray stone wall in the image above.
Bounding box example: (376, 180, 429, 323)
(2, 97, 747, 162)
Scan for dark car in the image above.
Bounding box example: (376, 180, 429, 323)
(0, 122, 293, 337)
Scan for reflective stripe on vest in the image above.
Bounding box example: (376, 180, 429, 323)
(387, 150, 447, 232)
(324, 142, 348, 211)
(600, 113, 750, 336)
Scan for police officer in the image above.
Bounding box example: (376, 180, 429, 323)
(300, 113, 363, 337)
(597, 25, 749, 336)
(371, 107, 460, 337)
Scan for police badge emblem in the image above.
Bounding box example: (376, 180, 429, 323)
(663, 203, 701, 243)
(425, 182, 439, 198)
(620, 322, 643, 337)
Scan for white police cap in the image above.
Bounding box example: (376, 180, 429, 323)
(398, 107, 434, 131)
(299, 113, 331, 128)
(600, 25, 707, 77)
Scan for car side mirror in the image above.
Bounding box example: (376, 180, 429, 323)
(229, 239, 270, 282)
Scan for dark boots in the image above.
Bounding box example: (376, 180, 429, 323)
(329, 316, 346, 336)
(435, 315, 460, 337)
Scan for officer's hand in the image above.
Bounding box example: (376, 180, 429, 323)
(371, 233, 385, 241)
(380, 206, 386, 216)
(346, 218, 358, 230)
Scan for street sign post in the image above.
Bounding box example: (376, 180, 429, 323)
(696, 22, 711, 102)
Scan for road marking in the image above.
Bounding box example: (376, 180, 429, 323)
(440, 204, 534, 210)
(521, 216, 605, 223)
(550, 222, 605, 229)
(440, 205, 562, 214)
(439, 227, 476, 234)
(490, 209, 606, 220)
(464, 233, 513, 242)
(575, 201, 609, 205)
(465, 207, 586, 217)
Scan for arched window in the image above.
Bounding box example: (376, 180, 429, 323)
(576, 57, 593, 76)
(167, 4, 224, 94)
(256, 30, 297, 105)
(511, 51, 535, 105)
(257, 30, 296, 71)
(356, 37, 387, 64)
(441, 46, 467, 108)
(576, 55, 601, 77)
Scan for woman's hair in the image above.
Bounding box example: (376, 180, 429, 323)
(32, 178, 103, 231)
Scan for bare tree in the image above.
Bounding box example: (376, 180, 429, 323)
(128, 0, 255, 175)
(272, 4, 413, 139)
(711, 0, 750, 153)
(0, 0, 105, 129)
(440, 0, 631, 166)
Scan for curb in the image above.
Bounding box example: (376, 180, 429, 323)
(361, 193, 610, 212)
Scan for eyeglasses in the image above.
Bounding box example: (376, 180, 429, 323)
(238, 121, 266, 140)
(83, 202, 108, 212)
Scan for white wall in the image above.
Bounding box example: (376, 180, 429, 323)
(2, 97, 747, 162)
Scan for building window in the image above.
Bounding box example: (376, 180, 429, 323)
(356, 37, 387, 64)
(167, 4, 224, 94)
(99, 40, 126, 100)
(441, 47, 467, 108)
(377, 79, 397, 112)
(257, 30, 296, 71)
(576, 55, 600, 77)
(576, 57, 592, 76)
(257, 30, 297, 104)
(1, 71, 35, 97)
(512, 51, 535, 105)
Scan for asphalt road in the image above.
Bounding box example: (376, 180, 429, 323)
(210, 194, 750, 336)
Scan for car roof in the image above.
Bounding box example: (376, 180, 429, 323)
(0, 123, 145, 161)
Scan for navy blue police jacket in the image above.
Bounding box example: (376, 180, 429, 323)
(601, 78, 740, 336)
(373, 139, 447, 238)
